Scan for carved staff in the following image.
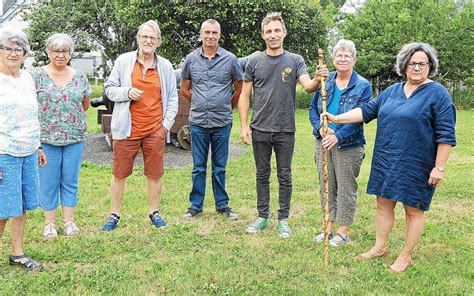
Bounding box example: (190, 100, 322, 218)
(318, 48, 330, 266)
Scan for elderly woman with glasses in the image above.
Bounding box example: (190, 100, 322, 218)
(323, 42, 456, 272)
(30, 33, 91, 238)
(0, 29, 46, 270)
(309, 39, 372, 247)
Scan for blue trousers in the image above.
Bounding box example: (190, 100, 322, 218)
(39, 142, 84, 211)
(188, 123, 232, 211)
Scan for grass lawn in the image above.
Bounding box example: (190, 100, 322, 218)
(0, 108, 472, 295)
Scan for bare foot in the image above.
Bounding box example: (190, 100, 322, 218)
(388, 255, 413, 273)
(356, 246, 389, 260)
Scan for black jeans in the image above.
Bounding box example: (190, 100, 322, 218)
(251, 129, 295, 220)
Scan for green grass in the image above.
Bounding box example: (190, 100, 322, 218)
(1, 109, 473, 295)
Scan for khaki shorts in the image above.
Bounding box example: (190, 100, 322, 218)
(112, 127, 166, 179)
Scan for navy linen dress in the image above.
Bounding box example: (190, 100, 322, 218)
(361, 82, 456, 211)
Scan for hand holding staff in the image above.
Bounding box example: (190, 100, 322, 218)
(318, 48, 330, 266)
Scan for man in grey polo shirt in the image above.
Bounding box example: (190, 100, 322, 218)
(180, 19, 243, 220)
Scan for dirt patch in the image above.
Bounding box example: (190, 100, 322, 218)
(83, 133, 247, 168)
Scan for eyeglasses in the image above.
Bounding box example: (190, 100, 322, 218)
(335, 54, 353, 61)
(139, 35, 159, 42)
(1, 47, 24, 56)
(407, 62, 430, 69)
(50, 49, 70, 56)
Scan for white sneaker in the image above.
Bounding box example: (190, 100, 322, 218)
(64, 221, 80, 236)
(43, 223, 58, 238)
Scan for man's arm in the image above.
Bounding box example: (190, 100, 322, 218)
(180, 79, 192, 104)
(238, 80, 253, 145)
(299, 65, 329, 93)
(231, 80, 243, 108)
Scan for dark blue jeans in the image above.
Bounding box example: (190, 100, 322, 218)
(251, 129, 295, 220)
(188, 123, 232, 211)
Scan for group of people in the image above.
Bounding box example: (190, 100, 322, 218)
(1, 30, 90, 270)
(0, 12, 456, 274)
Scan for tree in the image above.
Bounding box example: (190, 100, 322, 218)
(341, 0, 474, 90)
(23, 0, 327, 76)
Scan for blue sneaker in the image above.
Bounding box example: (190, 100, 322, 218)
(102, 213, 120, 231)
(150, 211, 167, 228)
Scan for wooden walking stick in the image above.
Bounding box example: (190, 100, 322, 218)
(318, 48, 330, 266)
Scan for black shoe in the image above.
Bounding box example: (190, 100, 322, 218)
(217, 207, 239, 220)
(182, 208, 202, 220)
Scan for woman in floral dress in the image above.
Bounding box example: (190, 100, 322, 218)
(31, 33, 91, 238)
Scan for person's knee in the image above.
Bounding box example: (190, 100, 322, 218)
(276, 168, 292, 185)
(376, 197, 396, 213)
(404, 206, 424, 219)
(112, 176, 127, 184)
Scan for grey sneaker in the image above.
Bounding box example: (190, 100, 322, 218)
(329, 232, 350, 247)
(217, 207, 239, 220)
(278, 219, 292, 238)
(246, 217, 269, 233)
(313, 231, 334, 243)
(182, 208, 202, 220)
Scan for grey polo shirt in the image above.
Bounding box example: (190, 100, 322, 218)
(181, 47, 244, 128)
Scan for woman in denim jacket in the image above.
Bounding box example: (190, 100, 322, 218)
(309, 39, 372, 247)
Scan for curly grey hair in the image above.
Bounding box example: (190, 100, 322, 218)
(332, 39, 357, 59)
(0, 28, 30, 55)
(395, 42, 439, 78)
(137, 20, 162, 47)
(45, 33, 75, 54)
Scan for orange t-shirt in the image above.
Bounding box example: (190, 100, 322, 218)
(129, 61, 163, 139)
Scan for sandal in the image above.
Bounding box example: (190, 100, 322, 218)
(43, 223, 58, 238)
(9, 254, 43, 270)
(64, 220, 80, 236)
(329, 232, 350, 247)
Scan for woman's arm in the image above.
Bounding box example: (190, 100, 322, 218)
(322, 107, 364, 124)
(428, 143, 452, 187)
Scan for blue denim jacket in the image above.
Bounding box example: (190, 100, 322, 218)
(309, 70, 372, 150)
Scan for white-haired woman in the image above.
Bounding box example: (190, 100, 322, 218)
(0, 29, 46, 270)
(31, 33, 91, 238)
(309, 39, 372, 247)
(323, 43, 456, 272)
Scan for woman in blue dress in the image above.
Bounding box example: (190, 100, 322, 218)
(322, 43, 456, 272)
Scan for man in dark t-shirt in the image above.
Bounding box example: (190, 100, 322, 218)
(238, 12, 322, 238)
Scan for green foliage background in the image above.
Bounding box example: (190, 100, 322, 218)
(23, 0, 473, 107)
(24, 0, 327, 74)
(341, 0, 474, 90)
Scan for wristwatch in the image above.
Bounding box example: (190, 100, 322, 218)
(435, 166, 445, 172)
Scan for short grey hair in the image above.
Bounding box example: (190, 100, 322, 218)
(0, 28, 30, 55)
(200, 19, 221, 34)
(45, 33, 75, 54)
(395, 42, 439, 78)
(332, 39, 357, 59)
(261, 12, 286, 32)
(137, 20, 162, 46)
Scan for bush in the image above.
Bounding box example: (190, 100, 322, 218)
(296, 89, 313, 109)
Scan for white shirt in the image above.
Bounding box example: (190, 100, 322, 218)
(0, 70, 40, 157)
